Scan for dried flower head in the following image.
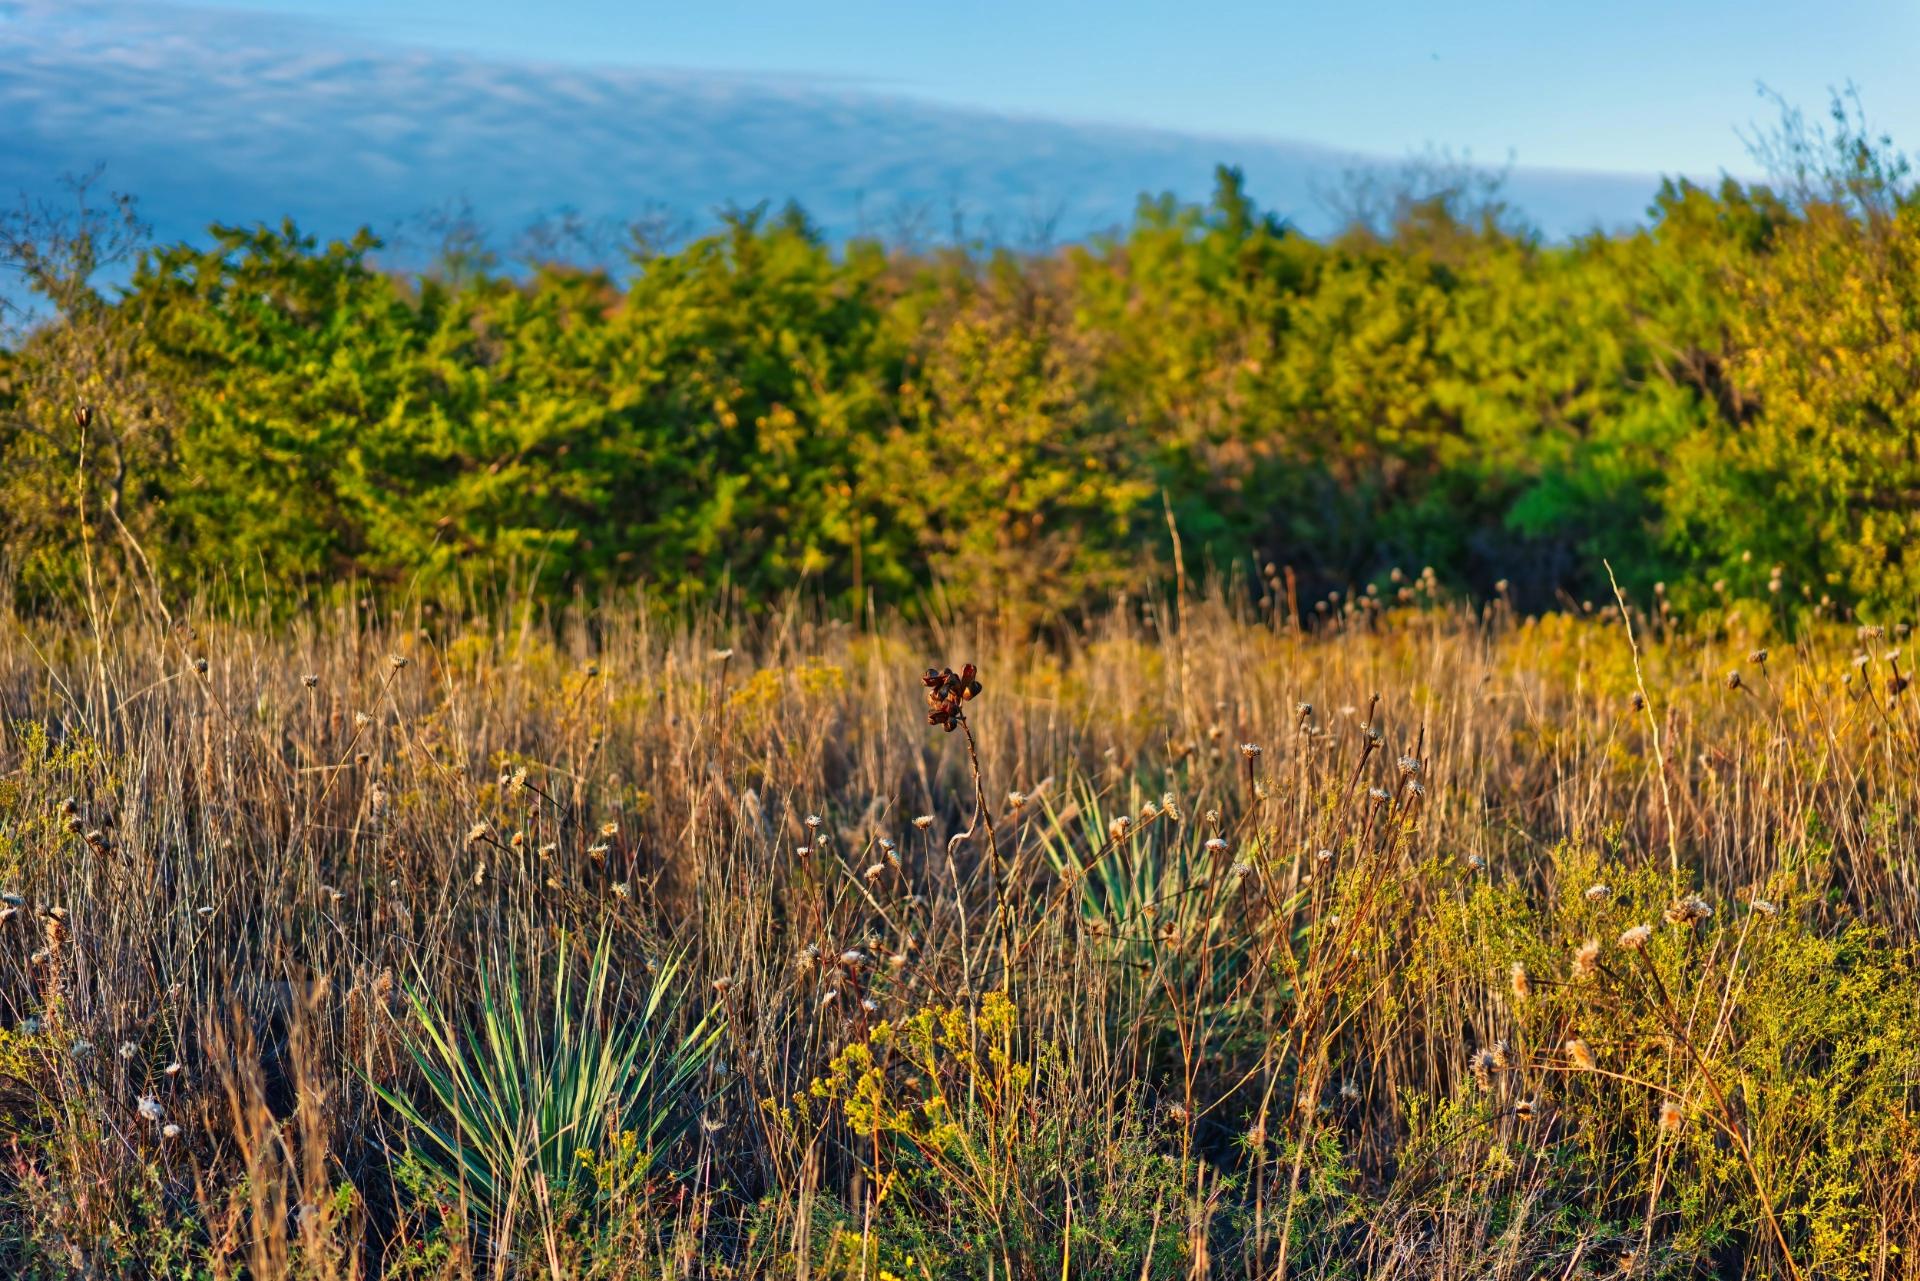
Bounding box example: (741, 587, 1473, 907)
(912, 814, 934, 830)
(137, 1095, 165, 1122)
(1659, 1098, 1685, 1132)
(1585, 883, 1612, 903)
(1565, 1038, 1597, 1071)
(1619, 923, 1653, 951)
(1664, 895, 1712, 928)
(1204, 836, 1230, 855)
(1750, 897, 1779, 917)
(1572, 938, 1601, 979)
(922, 663, 982, 732)
(1509, 962, 1531, 1001)
(1239, 742, 1263, 760)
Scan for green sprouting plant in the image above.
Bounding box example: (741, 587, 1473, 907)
(375, 930, 719, 1236)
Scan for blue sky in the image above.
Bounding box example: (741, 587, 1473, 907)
(149, 0, 1915, 176)
(0, 0, 1910, 264)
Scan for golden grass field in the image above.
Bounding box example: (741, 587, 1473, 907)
(0, 585, 1916, 1278)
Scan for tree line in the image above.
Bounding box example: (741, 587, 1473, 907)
(3, 96, 1917, 623)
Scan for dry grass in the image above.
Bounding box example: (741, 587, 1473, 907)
(0, 586, 1916, 1278)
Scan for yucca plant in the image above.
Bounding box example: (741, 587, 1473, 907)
(374, 930, 719, 1237)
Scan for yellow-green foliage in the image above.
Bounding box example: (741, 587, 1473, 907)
(5, 96, 1920, 620)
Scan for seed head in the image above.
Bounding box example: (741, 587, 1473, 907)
(1659, 1099, 1685, 1132)
(1238, 743, 1263, 760)
(1509, 962, 1531, 1001)
(1724, 670, 1743, 691)
(912, 815, 933, 830)
(1204, 837, 1230, 855)
(301, 673, 319, 689)
(804, 814, 823, 830)
(864, 863, 885, 883)
(137, 1095, 165, 1122)
(1585, 883, 1611, 903)
(1663, 895, 1712, 928)
(1619, 923, 1653, 951)
(1749, 898, 1778, 917)
(1564, 1038, 1597, 1071)
(1572, 938, 1601, 978)
(162, 1123, 182, 1138)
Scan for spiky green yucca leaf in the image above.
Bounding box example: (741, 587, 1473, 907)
(375, 930, 718, 1226)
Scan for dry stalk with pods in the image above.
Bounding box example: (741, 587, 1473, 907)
(923, 662, 1015, 984)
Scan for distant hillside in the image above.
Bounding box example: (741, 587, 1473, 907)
(0, 0, 1663, 259)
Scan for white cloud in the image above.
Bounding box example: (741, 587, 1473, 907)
(0, 0, 1658, 259)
